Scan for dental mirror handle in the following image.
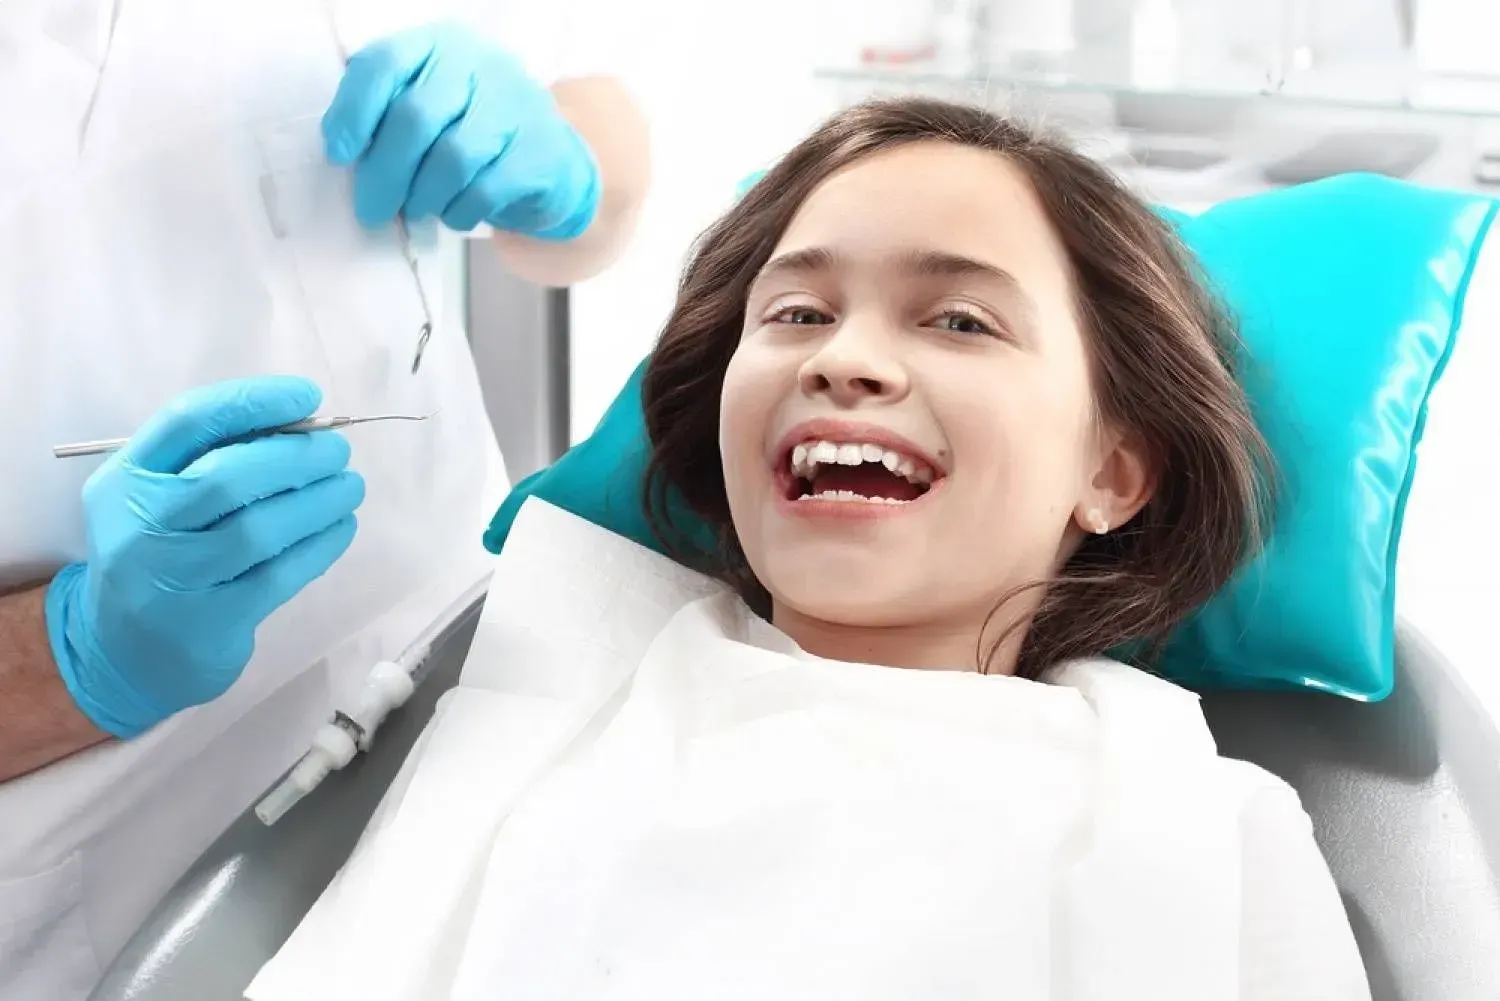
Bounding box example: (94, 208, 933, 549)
(52, 417, 343, 460)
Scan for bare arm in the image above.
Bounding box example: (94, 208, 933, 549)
(1239, 783, 1372, 1000)
(491, 75, 651, 287)
(0, 583, 108, 782)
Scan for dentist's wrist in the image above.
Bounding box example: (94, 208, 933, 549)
(0, 582, 108, 781)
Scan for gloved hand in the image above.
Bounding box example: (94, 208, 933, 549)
(45, 377, 367, 738)
(322, 22, 601, 241)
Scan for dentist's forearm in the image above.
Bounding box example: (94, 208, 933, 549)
(491, 75, 651, 286)
(0, 583, 108, 782)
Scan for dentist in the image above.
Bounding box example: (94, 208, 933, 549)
(0, 5, 649, 999)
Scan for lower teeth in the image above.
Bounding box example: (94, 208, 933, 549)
(798, 490, 908, 505)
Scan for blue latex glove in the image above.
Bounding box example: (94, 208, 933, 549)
(45, 377, 367, 738)
(322, 23, 601, 240)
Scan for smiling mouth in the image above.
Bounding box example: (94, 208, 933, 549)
(782, 439, 940, 505)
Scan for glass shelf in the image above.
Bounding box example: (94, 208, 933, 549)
(814, 64, 1500, 122)
(813, 61, 1500, 206)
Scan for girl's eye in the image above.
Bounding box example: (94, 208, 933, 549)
(931, 309, 998, 337)
(770, 306, 833, 326)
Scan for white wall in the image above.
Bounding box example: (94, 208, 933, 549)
(563, 0, 874, 435)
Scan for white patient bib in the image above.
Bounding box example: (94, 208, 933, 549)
(251, 499, 1264, 1001)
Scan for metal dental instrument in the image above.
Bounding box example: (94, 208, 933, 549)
(52, 413, 436, 459)
(398, 217, 436, 375)
(322, 0, 434, 375)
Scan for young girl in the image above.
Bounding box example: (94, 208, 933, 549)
(255, 98, 1372, 1000)
(633, 96, 1370, 1000)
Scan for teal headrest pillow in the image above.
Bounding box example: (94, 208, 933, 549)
(486, 173, 1496, 700)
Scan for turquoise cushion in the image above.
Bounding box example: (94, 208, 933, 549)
(483, 359, 718, 559)
(735, 169, 768, 199)
(486, 173, 1496, 700)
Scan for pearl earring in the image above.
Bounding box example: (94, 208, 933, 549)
(1086, 508, 1109, 535)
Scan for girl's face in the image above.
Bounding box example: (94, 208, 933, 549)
(718, 142, 1152, 672)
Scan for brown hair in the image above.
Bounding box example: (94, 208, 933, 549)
(641, 97, 1272, 679)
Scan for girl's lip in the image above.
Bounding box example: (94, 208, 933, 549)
(770, 418, 947, 477)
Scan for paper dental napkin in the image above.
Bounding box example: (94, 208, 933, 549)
(247, 498, 1259, 1001)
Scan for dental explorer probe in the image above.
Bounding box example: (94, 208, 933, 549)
(51, 413, 436, 459)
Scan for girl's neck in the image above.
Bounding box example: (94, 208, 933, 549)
(770, 601, 1021, 676)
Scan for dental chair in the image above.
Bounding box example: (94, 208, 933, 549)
(86, 613, 1500, 1001)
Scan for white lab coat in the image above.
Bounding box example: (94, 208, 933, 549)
(0, 3, 597, 998)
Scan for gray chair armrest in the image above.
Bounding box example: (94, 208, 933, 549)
(88, 601, 484, 1001)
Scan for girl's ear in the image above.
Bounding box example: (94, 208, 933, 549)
(1073, 429, 1155, 535)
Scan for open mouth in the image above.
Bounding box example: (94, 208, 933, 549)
(782, 440, 940, 505)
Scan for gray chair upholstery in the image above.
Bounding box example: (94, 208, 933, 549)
(1200, 621, 1500, 1001)
(90, 616, 1500, 1001)
(86, 602, 483, 1001)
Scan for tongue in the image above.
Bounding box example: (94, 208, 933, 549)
(811, 464, 923, 502)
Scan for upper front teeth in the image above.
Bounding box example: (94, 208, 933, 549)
(789, 440, 934, 484)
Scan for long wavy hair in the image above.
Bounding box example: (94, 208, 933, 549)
(641, 97, 1272, 679)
